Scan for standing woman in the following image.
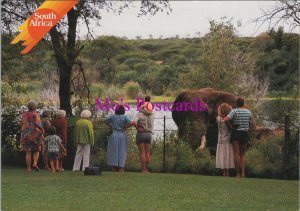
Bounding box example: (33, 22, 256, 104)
(215, 103, 235, 176)
(20, 100, 44, 172)
(105, 105, 135, 173)
(41, 110, 52, 170)
(72, 110, 94, 171)
(134, 101, 154, 173)
(52, 110, 68, 171)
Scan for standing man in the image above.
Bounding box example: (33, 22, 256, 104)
(223, 97, 254, 177)
(134, 96, 155, 173)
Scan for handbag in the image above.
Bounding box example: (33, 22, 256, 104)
(84, 166, 102, 176)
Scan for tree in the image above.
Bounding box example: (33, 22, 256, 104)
(196, 19, 258, 93)
(1, 0, 171, 115)
(255, 0, 300, 32)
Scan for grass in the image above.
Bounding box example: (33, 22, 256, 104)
(2, 168, 299, 210)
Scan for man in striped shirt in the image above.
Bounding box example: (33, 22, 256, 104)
(224, 97, 254, 178)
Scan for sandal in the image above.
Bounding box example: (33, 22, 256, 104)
(33, 164, 40, 172)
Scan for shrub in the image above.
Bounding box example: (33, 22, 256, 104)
(192, 157, 216, 175)
(247, 133, 299, 179)
(149, 141, 164, 172)
(173, 143, 194, 173)
(106, 84, 125, 100)
(123, 81, 142, 99)
(90, 148, 107, 170)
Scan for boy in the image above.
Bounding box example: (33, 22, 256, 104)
(44, 127, 66, 173)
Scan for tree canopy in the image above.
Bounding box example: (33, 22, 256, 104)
(1, 0, 171, 115)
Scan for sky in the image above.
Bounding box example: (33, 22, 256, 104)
(79, 1, 299, 39)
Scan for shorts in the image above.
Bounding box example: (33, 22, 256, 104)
(48, 152, 59, 160)
(231, 130, 249, 144)
(136, 132, 152, 145)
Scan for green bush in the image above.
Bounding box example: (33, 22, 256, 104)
(247, 138, 283, 179)
(192, 158, 216, 175)
(149, 141, 164, 172)
(247, 133, 299, 179)
(90, 148, 107, 170)
(123, 81, 142, 99)
(174, 143, 194, 173)
(2, 135, 20, 166)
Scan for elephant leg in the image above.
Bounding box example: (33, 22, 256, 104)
(199, 135, 206, 150)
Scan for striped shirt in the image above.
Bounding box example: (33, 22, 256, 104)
(227, 108, 252, 131)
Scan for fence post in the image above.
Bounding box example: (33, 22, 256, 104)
(283, 115, 290, 179)
(163, 115, 166, 173)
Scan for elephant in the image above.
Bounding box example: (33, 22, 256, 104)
(172, 88, 240, 151)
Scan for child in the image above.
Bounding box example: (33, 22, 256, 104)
(216, 103, 235, 176)
(44, 127, 66, 173)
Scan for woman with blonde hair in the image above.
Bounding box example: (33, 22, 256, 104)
(72, 110, 94, 171)
(216, 103, 235, 176)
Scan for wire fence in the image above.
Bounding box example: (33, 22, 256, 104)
(1, 113, 299, 178)
(90, 114, 299, 174)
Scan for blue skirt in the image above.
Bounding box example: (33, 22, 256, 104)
(107, 131, 128, 168)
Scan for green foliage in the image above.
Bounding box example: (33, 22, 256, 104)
(2, 27, 299, 99)
(90, 82, 137, 101)
(247, 138, 283, 179)
(263, 97, 299, 126)
(255, 28, 299, 92)
(197, 18, 257, 93)
(247, 132, 299, 180)
(123, 81, 142, 99)
(173, 143, 194, 173)
(1, 107, 21, 146)
(1, 135, 19, 166)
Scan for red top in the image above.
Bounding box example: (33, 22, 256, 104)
(52, 117, 68, 145)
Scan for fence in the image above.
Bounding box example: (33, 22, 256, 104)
(89, 114, 299, 178)
(1, 113, 299, 179)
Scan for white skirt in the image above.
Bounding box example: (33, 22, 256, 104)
(216, 142, 235, 169)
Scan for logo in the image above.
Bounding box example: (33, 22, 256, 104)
(11, 0, 78, 54)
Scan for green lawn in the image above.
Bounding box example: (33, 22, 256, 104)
(2, 168, 299, 211)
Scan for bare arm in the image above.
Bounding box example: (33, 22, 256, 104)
(223, 116, 230, 122)
(59, 143, 66, 153)
(126, 121, 136, 129)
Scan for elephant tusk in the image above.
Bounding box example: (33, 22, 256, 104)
(199, 135, 206, 150)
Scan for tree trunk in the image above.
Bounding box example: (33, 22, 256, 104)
(49, 8, 79, 116)
(58, 63, 73, 115)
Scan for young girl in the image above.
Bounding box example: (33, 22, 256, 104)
(216, 103, 235, 176)
(44, 127, 66, 173)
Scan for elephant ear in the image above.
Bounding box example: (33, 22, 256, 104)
(201, 97, 213, 114)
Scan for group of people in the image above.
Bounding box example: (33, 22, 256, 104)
(20, 100, 68, 173)
(20, 96, 253, 177)
(216, 97, 254, 177)
(20, 96, 154, 174)
(70, 96, 154, 173)
(105, 96, 154, 173)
